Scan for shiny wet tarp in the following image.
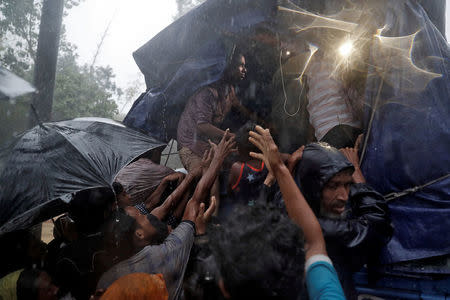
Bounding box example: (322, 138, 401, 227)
(361, 0, 450, 265)
(0, 119, 166, 235)
(124, 0, 277, 141)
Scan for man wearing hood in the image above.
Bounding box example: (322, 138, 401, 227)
(290, 141, 392, 299)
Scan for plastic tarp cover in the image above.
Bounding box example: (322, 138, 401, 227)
(114, 158, 174, 205)
(361, 0, 450, 264)
(0, 119, 166, 235)
(124, 0, 277, 141)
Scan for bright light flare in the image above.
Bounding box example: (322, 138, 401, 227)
(338, 41, 353, 57)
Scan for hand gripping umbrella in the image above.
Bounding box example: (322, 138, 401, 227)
(0, 118, 166, 235)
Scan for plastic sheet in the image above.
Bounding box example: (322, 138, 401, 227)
(361, 0, 450, 264)
(124, 0, 277, 141)
(0, 119, 166, 235)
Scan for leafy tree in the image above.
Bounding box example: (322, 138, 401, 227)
(0, 0, 119, 124)
(52, 49, 119, 120)
(0, 0, 41, 77)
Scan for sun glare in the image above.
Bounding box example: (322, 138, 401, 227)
(338, 41, 353, 57)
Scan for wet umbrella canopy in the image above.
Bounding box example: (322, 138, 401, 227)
(0, 119, 166, 235)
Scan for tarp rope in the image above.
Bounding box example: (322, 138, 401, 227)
(384, 173, 450, 202)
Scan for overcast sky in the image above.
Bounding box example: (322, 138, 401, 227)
(64, 0, 450, 114)
(64, 0, 177, 105)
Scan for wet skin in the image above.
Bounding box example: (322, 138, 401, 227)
(321, 170, 353, 216)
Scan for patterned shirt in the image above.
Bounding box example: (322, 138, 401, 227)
(97, 222, 195, 300)
(177, 84, 234, 156)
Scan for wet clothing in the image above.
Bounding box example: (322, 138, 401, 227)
(97, 221, 195, 300)
(305, 255, 345, 300)
(115, 158, 174, 205)
(306, 57, 361, 141)
(230, 161, 268, 205)
(295, 143, 393, 299)
(321, 124, 363, 149)
(177, 84, 235, 157)
(178, 147, 203, 173)
(218, 161, 269, 220)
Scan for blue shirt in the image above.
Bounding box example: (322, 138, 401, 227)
(305, 254, 346, 300)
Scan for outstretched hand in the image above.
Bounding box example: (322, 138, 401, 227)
(195, 196, 216, 235)
(208, 129, 237, 161)
(182, 196, 217, 235)
(248, 125, 283, 174)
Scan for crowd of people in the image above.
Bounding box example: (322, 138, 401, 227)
(0, 49, 393, 300)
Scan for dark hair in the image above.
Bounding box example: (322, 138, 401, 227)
(229, 47, 244, 67)
(68, 187, 115, 234)
(146, 214, 169, 245)
(223, 48, 245, 82)
(102, 208, 137, 261)
(17, 268, 41, 300)
(209, 204, 305, 299)
(112, 182, 124, 195)
(234, 121, 258, 155)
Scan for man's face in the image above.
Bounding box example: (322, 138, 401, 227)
(320, 170, 353, 217)
(125, 206, 159, 246)
(230, 55, 247, 82)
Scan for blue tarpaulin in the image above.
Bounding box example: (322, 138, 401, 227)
(361, 0, 450, 264)
(124, 0, 450, 268)
(124, 0, 277, 141)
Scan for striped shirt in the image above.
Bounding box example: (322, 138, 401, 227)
(306, 59, 360, 141)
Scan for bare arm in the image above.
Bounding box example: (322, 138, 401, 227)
(191, 130, 236, 203)
(249, 126, 326, 259)
(150, 172, 196, 220)
(197, 123, 228, 143)
(144, 179, 169, 211)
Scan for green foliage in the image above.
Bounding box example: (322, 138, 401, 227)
(0, 0, 41, 76)
(52, 50, 119, 121)
(0, 0, 119, 124)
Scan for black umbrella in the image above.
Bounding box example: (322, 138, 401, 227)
(0, 67, 36, 100)
(0, 118, 166, 235)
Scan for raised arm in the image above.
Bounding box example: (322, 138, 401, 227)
(249, 126, 326, 259)
(190, 130, 236, 203)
